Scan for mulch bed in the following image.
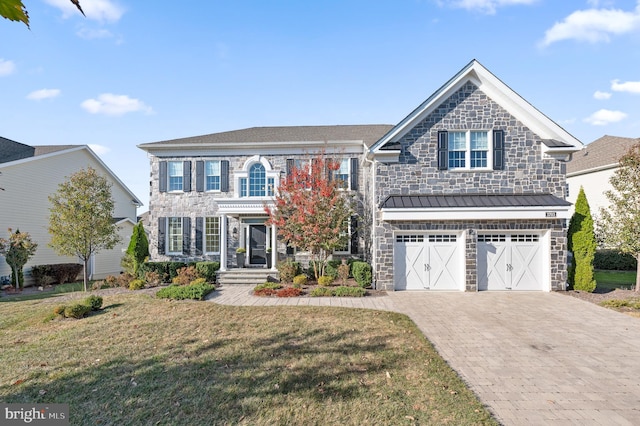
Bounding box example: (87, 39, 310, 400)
(562, 288, 640, 316)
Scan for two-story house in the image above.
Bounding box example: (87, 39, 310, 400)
(138, 60, 582, 291)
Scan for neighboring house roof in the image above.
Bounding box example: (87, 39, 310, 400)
(0, 142, 143, 207)
(382, 194, 571, 209)
(370, 59, 582, 156)
(566, 135, 639, 176)
(138, 125, 394, 150)
(0, 137, 35, 163)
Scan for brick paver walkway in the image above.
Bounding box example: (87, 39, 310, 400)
(207, 285, 640, 425)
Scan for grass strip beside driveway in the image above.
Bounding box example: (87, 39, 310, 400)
(0, 293, 495, 425)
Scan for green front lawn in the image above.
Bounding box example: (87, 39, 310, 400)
(595, 270, 637, 290)
(0, 294, 496, 425)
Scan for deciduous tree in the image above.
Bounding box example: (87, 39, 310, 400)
(567, 187, 596, 292)
(0, 0, 83, 28)
(265, 152, 353, 280)
(48, 167, 120, 291)
(598, 143, 640, 292)
(0, 228, 37, 290)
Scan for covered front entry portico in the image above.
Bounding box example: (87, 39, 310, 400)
(216, 198, 278, 272)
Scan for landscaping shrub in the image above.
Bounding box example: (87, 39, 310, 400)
(50, 263, 84, 284)
(195, 261, 220, 282)
(292, 274, 307, 287)
(277, 260, 300, 283)
(129, 279, 145, 290)
(254, 288, 277, 296)
(144, 271, 162, 287)
(567, 188, 596, 292)
(117, 273, 136, 288)
(30, 265, 54, 286)
(333, 286, 366, 297)
(276, 287, 302, 297)
(84, 295, 103, 310)
(324, 262, 338, 279)
(254, 282, 283, 291)
(156, 282, 215, 300)
(317, 276, 334, 286)
(337, 262, 350, 285)
(64, 303, 91, 319)
(594, 250, 638, 271)
(120, 252, 136, 275)
(140, 262, 186, 282)
(104, 275, 119, 288)
(190, 277, 207, 286)
(352, 261, 372, 288)
(172, 266, 199, 286)
(310, 287, 334, 297)
(53, 305, 66, 316)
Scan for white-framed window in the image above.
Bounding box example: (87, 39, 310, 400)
(167, 217, 183, 254)
(448, 130, 492, 170)
(168, 161, 183, 191)
(235, 155, 279, 198)
(204, 217, 220, 253)
(334, 219, 351, 254)
(205, 161, 221, 191)
(335, 158, 349, 189)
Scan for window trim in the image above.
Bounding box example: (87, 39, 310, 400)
(204, 216, 221, 254)
(234, 155, 279, 198)
(167, 217, 183, 255)
(168, 161, 184, 192)
(447, 130, 493, 171)
(205, 160, 221, 192)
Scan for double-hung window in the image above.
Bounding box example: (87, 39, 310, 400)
(335, 159, 349, 189)
(204, 217, 220, 253)
(205, 161, 221, 191)
(445, 130, 493, 170)
(167, 217, 183, 254)
(168, 161, 183, 191)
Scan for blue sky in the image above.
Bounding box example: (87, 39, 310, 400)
(2, 0, 640, 212)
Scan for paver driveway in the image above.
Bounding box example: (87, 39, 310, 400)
(209, 286, 640, 425)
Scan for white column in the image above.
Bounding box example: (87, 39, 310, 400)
(270, 223, 277, 270)
(219, 214, 228, 271)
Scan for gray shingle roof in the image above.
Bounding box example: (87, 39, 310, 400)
(0, 137, 35, 164)
(567, 135, 639, 175)
(33, 145, 81, 156)
(381, 194, 571, 209)
(139, 125, 394, 149)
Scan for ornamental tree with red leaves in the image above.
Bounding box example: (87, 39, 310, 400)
(265, 151, 353, 280)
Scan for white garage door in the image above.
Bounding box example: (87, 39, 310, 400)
(394, 234, 461, 290)
(477, 234, 543, 291)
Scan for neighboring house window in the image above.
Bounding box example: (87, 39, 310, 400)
(335, 159, 349, 189)
(205, 217, 220, 253)
(334, 216, 358, 254)
(438, 130, 504, 171)
(206, 161, 221, 191)
(167, 217, 183, 254)
(168, 161, 183, 191)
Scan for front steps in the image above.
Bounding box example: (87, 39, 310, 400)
(217, 268, 279, 286)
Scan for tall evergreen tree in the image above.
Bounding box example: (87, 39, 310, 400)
(127, 221, 149, 276)
(567, 187, 596, 292)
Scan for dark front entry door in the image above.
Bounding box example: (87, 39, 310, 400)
(250, 225, 267, 265)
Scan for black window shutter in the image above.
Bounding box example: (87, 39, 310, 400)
(350, 158, 358, 191)
(196, 161, 204, 192)
(159, 161, 167, 193)
(220, 160, 229, 192)
(350, 216, 358, 254)
(493, 130, 504, 170)
(286, 159, 295, 177)
(183, 161, 191, 192)
(182, 217, 191, 255)
(158, 217, 166, 255)
(195, 217, 203, 255)
(437, 131, 448, 170)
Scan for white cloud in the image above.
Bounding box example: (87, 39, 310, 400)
(0, 59, 16, 76)
(593, 90, 611, 100)
(611, 79, 640, 94)
(439, 0, 538, 14)
(77, 27, 114, 39)
(44, 0, 124, 23)
(88, 144, 111, 155)
(583, 109, 628, 125)
(541, 4, 640, 46)
(81, 93, 154, 116)
(26, 89, 61, 100)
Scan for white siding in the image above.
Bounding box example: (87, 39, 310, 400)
(0, 148, 138, 282)
(93, 221, 134, 279)
(567, 167, 616, 217)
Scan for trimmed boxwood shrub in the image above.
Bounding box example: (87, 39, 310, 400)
(594, 250, 637, 271)
(351, 261, 372, 288)
(195, 261, 220, 282)
(317, 276, 334, 286)
(129, 279, 145, 290)
(310, 287, 334, 297)
(156, 282, 215, 300)
(84, 295, 103, 310)
(140, 262, 187, 282)
(64, 303, 92, 319)
(333, 286, 366, 297)
(292, 274, 307, 287)
(277, 260, 300, 283)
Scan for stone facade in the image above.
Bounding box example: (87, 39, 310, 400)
(373, 83, 569, 291)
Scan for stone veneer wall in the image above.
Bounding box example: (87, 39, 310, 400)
(373, 82, 569, 291)
(147, 152, 367, 268)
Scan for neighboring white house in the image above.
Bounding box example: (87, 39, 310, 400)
(0, 137, 143, 284)
(566, 135, 639, 215)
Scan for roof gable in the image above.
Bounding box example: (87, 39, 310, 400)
(370, 59, 582, 155)
(567, 135, 639, 175)
(0, 137, 35, 164)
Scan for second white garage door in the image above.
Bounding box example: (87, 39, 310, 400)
(394, 234, 462, 290)
(477, 234, 543, 291)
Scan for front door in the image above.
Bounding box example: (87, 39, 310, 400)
(249, 225, 267, 265)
